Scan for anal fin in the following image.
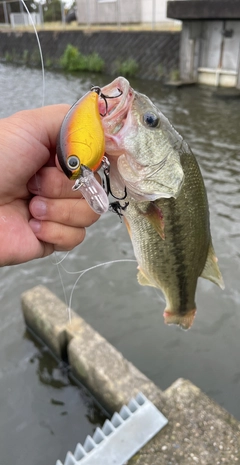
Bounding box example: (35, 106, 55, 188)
(200, 243, 225, 289)
(137, 268, 157, 288)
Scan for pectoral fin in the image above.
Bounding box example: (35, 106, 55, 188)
(200, 243, 225, 289)
(123, 217, 132, 238)
(143, 203, 165, 240)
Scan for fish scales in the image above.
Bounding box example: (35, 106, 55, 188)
(121, 149, 211, 329)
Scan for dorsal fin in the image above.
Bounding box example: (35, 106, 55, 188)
(200, 243, 225, 289)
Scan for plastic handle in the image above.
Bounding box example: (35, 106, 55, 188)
(72, 167, 109, 215)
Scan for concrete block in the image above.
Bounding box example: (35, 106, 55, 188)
(128, 378, 240, 465)
(21, 285, 164, 410)
(21, 285, 81, 358)
(68, 330, 163, 413)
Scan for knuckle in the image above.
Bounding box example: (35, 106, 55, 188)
(56, 226, 86, 251)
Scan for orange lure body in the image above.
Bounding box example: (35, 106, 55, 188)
(57, 89, 105, 179)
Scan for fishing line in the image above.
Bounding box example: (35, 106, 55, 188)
(59, 259, 137, 314)
(51, 251, 70, 266)
(20, 0, 45, 109)
(53, 253, 71, 319)
(21, 0, 70, 314)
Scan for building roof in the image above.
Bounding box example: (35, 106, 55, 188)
(167, 1, 240, 20)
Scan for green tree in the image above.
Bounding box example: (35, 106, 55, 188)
(43, 0, 62, 22)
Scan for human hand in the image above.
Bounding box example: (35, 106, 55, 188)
(0, 105, 100, 266)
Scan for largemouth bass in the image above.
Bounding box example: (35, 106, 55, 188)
(99, 77, 224, 330)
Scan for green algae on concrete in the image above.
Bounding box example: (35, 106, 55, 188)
(21, 285, 240, 465)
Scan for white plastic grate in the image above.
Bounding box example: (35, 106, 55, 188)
(56, 392, 168, 465)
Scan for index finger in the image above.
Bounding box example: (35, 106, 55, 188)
(28, 166, 77, 199)
(1, 104, 70, 185)
(15, 104, 70, 151)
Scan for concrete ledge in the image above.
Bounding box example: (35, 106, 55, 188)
(167, 1, 240, 20)
(22, 285, 163, 412)
(68, 333, 162, 413)
(21, 285, 240, 464)
(22, 285, 80, 358)
(131, 379, 240, 464)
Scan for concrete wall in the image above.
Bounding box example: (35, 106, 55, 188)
(179, 20, 240, 87)
(199, 20, 240, 71)
(179, 20, 202, 81)
(0, 30, 180, 81)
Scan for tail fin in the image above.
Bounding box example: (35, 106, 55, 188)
(163, 308, 196, 330)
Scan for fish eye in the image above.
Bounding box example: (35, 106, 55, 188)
(67, 155, 80, 171)
(143, 112, 159, 128)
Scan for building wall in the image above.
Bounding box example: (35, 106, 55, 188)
(77, 0, 140, 24)
(141, 0, 174, 23)
(76, 0, 171, 25)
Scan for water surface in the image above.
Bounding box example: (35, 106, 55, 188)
(0, 63, 240, 464)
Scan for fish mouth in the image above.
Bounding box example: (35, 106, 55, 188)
(97, 78, 184, 201)
(99, 77, 134, 143)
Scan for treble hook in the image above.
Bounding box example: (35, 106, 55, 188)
(91, 85, 123, 117)
(101, 156, 128, 201)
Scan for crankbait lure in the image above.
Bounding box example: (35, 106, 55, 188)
(57, 87, 109, 214)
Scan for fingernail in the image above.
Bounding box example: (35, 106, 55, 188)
(29, 219, 41, 233)
(32, 199, 47, 218)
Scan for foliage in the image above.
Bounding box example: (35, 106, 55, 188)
(45, 57, 54, 69)
(60, 45, 104, 73)
(114, 58, 139, 78)
(156, 64, 164, 79)
(30, 48, 42, 67)
(43, 0, 62, 22)
(87, 52, 104, 73)
(4, 52, 13, 63)
(60, 44, 87, 71)
(169, 68, 180, 82)
(22, 49, 29, 65)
